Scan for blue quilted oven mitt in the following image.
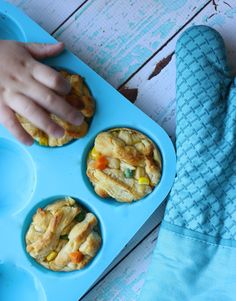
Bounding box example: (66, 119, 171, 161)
(139, 25, 236, 301)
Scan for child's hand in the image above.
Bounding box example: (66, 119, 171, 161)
(0, 40, 84, 145)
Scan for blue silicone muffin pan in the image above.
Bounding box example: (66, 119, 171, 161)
(0, 1, 176, 301)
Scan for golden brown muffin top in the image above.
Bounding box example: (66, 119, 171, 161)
(87, 128, 162, 203)
(25, 197, 101, 271)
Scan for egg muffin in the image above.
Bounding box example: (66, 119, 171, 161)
(17, 71, 95, 146)
(25, 197, 101, 272)
(86, 128, 162, 203)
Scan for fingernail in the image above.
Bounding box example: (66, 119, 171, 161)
(24, 139, 34, 146)
(53, 127, 65, 138)
(65, 78, 71, 93)
(72, 113, 84, 126)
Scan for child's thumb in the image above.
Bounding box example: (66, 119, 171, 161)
(24, 42, 64, 59)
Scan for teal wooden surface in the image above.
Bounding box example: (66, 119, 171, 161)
(8, 0, 84, 33)
(53, 0, 210, 88)
(3, 0, 236, 300)
(127, 0, 236, 141)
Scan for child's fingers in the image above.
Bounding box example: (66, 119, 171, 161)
(31, 62, 71, 96)
(24, 42, 64, 60)
(7, 93, 65, 138)
(24, 79, 84, 126)
(0, 103, 33, 145)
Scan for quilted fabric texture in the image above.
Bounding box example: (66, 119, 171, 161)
(164, 25, 236, 240)
(139, 25, 236, 301)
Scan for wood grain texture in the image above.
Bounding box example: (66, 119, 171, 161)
(54, 0, 210, 88)
(125, 0, 236, 142)
(8, 0, 85, 33)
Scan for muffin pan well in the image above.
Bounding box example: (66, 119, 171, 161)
(0, 2, 176, 301)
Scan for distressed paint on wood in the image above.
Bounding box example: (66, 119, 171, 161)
(129, 39, 177, 141)
(54, 0, 210, 88)
(8, 0, 85, 33)
(124, 0, 236, 142)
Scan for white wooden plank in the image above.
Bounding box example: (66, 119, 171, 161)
(126, 0, 236, 141)
(8, 0, 85, 33)
(54, 0, 210, 88)
(131, 41, 177, 141)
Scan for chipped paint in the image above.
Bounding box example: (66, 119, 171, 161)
(148, 52, 174, 80)
(54, 0, 210, 88)
(212, 0, 218, 11)
(223, 1, 232, 8)
(119, 87, 138, 103)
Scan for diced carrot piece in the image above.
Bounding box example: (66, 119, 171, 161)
(37, 208, 46, 215)
(69, 251, 84, 264)
(94, 155, 108, 170)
